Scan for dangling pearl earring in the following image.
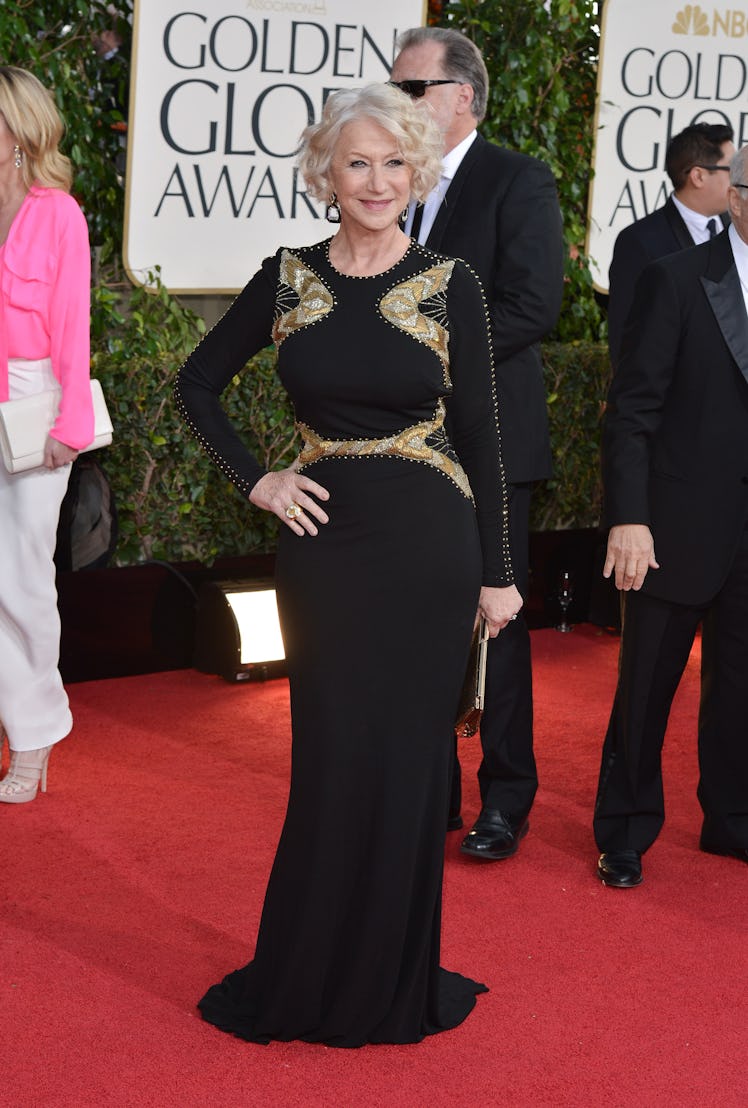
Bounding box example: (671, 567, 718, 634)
(325, 193, 341, 224)
(14, 144, 23, 170)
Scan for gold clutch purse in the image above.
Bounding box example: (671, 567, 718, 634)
(455, 617, 489, 738)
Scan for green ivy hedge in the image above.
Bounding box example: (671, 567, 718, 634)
(93, 337, 609, 567)
(532, 341, 609, 532)
(94, 344, 291, 565)
(436, 0, 603, 344)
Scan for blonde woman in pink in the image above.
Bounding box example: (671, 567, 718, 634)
(0, 66, 92, 803)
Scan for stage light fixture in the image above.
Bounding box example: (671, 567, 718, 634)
(193, 578, 286, 682)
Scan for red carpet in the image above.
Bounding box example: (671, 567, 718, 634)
(2, 626, 746, 1106)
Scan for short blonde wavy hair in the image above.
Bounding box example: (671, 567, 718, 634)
(0, 65, 72, 192)
(298, 83, 443, 205)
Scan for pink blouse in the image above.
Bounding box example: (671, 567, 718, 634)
(0, 185, 93, 449)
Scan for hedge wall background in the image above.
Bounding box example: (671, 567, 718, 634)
(1, 1, 608, 566)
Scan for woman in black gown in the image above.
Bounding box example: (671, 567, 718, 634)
(175, 83, 522, 1047)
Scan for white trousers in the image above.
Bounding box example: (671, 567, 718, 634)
(0, 358, 72, 752)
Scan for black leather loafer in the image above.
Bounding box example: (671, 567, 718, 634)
(597, 850, 643, 887)
(460, 809, 529, 860)
(700, 842, 748, 864)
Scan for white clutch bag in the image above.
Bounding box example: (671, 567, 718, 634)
(0, 378, 113, 474)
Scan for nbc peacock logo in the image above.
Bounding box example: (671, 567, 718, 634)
(672, 5, 748, 34)
(673, 4, 710, 34)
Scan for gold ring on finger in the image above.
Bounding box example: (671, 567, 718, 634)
(285, 502, 302, 520)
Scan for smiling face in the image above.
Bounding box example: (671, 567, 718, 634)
(327, 117, 413, 235)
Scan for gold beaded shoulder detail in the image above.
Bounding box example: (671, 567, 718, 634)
(273, 249, 334, 347)
(379, 260, 455, 386)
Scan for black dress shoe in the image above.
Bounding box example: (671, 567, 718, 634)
(700, 842, 748, 864)
(597, 850, 643, 887)
(447, 812, 464, 831)
(460, 809, 529, 860)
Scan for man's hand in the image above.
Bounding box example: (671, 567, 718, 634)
(603, 524, 659, 591)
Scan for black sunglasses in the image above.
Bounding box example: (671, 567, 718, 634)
(389, 79, 460, 99)
(691, 164, 731, 173)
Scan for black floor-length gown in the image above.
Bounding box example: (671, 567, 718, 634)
(175, 239, 513, 1047)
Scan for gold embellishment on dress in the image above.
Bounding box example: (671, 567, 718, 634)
(296, 398, 474, 501)
(273, 250, 334, 346)
(379, 261, 454, 378)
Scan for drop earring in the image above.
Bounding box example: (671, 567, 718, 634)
(401, 207, 409, 222)
(325, 193, 341, 224)
(14, 144, 23, 170)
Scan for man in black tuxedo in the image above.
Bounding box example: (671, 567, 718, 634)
(608, 122, 734, 368)
(594, 145, 748, 888)
(391, 28, 564, 859)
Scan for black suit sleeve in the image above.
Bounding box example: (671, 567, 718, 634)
(608, 203, 697, 369)
(607, 226, 653, 370)
(602, 259, 682, 526)
(487, 158, 564, 363)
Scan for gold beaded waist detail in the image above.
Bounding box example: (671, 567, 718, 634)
(295, 400, 474, 501)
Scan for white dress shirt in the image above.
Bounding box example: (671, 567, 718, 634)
(728, 223, 748, 317)
(405, 130, 478, 244)
(671, 193, 721, 245)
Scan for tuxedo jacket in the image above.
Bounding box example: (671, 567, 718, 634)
(607, 197, 729, 366)
(423, 134, 564, 484)
(603, 230, 748, 606)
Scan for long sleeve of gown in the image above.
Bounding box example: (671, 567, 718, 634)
(174, 253, 280, 498)
(446, 262, 513, 588)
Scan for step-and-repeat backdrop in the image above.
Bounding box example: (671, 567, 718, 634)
(587, 0, 747, 293)
(125, 1, 426, 292)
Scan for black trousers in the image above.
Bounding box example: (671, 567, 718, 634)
(451, 482, 538, 820)
(593, 523, 748, 854)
